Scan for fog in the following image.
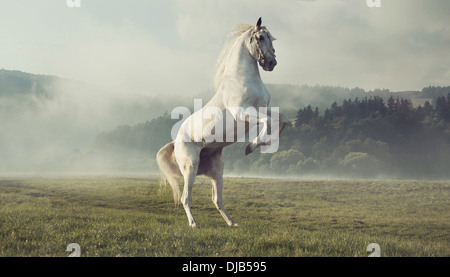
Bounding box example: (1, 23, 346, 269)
(0, 71, 195, 173)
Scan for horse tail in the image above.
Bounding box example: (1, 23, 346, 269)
(156, 141, 182, 205)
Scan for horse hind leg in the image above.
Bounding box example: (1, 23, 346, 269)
(211, 175, 239, 227)
(175, 142, 202, 228)
(179, 157, 200, 228)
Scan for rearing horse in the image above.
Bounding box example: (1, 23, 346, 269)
(156, 18, 288, 228)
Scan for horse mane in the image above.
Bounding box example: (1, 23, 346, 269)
(213, 24, 254, 90)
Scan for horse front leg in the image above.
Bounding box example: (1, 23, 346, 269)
(245, 115, 269, 155)
(244, 107, 288, 155)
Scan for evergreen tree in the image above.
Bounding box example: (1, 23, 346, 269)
(436, 95, 449, 122)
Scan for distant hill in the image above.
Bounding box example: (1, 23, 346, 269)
(0, 69, 57, 98)
(0, 69, 191, 120)
(265, 84, 449, 117)
(2, 69, 448, 117)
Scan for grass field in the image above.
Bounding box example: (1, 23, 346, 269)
(0, 176, 449, 257)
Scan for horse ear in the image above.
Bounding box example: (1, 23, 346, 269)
(256, 17, 262, 28)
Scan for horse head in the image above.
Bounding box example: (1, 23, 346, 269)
(248, 17, 277, 71)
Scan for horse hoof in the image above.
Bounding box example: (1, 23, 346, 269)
(190, 223, 200, 228)
(245, 143, 254, 155)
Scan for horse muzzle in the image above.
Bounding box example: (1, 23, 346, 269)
(260, 57, 277, 71)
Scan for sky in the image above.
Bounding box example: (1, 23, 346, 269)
(1, 0, 449, 95)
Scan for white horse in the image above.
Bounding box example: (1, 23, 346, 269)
(156, 18, 288, 228)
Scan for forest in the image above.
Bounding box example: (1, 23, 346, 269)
(88, 89, 450, 179)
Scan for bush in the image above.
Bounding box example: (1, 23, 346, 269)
(270, 149, 305, 173)
(339, 152, 380, 177)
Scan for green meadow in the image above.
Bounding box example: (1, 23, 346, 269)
(0, 176, 448, 257)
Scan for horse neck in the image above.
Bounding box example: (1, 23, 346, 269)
(223, 35, 261, 85)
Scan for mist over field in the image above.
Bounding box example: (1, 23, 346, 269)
(0, 70, 194, 171)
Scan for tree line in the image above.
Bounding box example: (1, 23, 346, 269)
(220, 92, 449, 179)
(88, 91, 450, 179)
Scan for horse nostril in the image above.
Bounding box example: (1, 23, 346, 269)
(269, 60, 276, 68)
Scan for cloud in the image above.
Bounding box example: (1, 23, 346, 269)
(52, 19, 210, 95)
(262, 0, 450, 90)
